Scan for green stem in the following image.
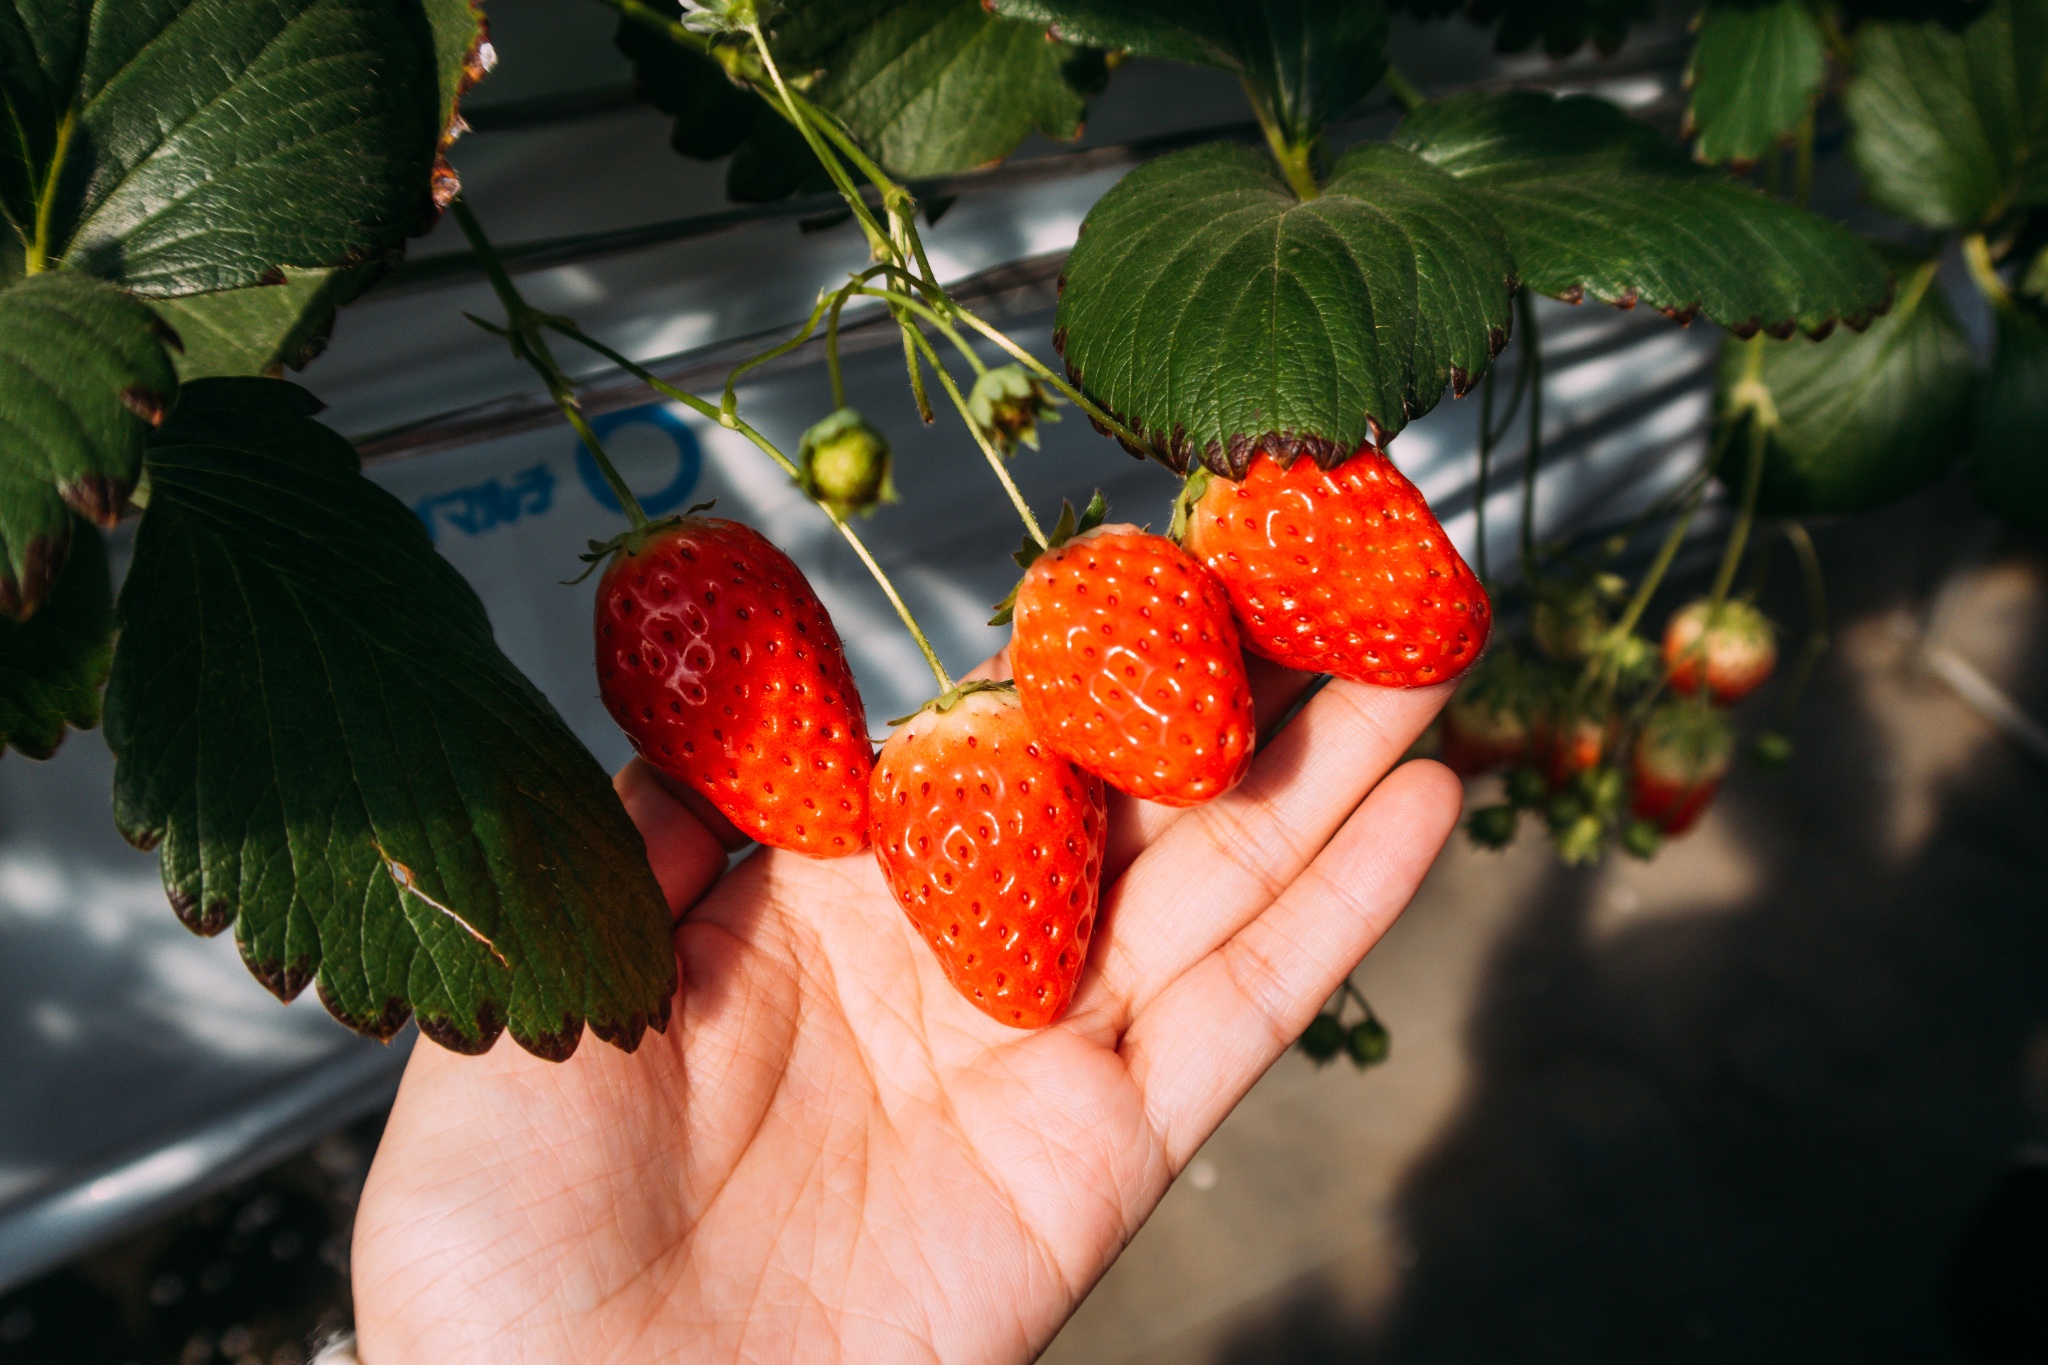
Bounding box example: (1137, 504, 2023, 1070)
(1774, 519, 1829, 726)
(1244, 78, 1319, 201)
(590, 0, 714, 52)
(944, 304, 1155, 455)
(722, 284, 842, 422)
(1476, 364, 1496, 587)
(1710, 412, 1770, 608)
(453, 197, 649, 531)
(1516, 289, 1545, 584)
(854, 285, 986, 374)
(540, 315, 956, 693)
(23, 109, 75, 274)
(1963, 232, 2011, 309)
(1792, 104, 1816, 210)
(746, 23, 894, 257)
(1381, 65, 1427, 113)
(900, 317, 934, 423)
(902, 322, 1047, 546)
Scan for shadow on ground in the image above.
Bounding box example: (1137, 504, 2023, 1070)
(1212, 486, 2048, 1364)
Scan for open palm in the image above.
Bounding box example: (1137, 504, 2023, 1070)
(352, 669, 1460, 1364)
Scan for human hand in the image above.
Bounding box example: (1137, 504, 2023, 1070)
(351, 662, 1461, 1363)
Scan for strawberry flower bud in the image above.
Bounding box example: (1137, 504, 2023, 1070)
(968, 364, 1061, 455)
(1298, 1013, 1345, 1063)
(798, 407, 895, 519)
(1346, 1018, 1391, 1068)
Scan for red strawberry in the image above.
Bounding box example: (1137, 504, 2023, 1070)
(596, 515, 872, 855)
(870, 684, 1107, 1028)
(1630, 699, 1732, 835)
(1538, 707, 1615, 791)
(1181, 447, 1491, 687)
(1663, 598, 1777, 703)
(1439, 649, 1540, 777)
(1009, 523, 1255, 806)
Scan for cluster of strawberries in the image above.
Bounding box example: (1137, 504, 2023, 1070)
(594, 444, 1491, 1029)
(1440, 591, 1779, 863)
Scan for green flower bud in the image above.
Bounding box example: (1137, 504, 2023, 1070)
(968, 364, 1061, 454)
(1346, 1018, 1391, 1068)
(1298, 1013, 1345, 1063)
(1621, 818, 1665, 861)
(1466, 803, 1520, 849)
(798, 408, 895, 519)
(1552, 812, 1607, 865)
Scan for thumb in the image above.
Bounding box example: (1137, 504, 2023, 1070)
(615, 758, 740, 917)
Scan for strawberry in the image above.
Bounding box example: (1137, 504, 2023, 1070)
(1439, 649, 1540, 777)
(1009, 521, 1255, 806)
(1180, 447, 1491, 687)
(1662, 598, 1777, 703)
(870, 684, 1107, 1028)
(595, 515, 872, 855)
(1537, 706, 1614, 791)
(1629, 698, 1732, 835)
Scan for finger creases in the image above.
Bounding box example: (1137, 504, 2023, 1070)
(1121, 757, 1463, 1167)
(1076, 677, 1453, 1030)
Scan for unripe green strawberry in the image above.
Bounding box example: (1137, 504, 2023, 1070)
(1010, 523, 1255, 807)
(1663, 598, 1777, 703)
(1181, 447, 1491, 687)
(870, 685, 1107, 1029)
(798, 407, 894, 518)
(595, 515, 872, 855)
(1630, 697, 1732, 836)
(968, 364, 1061, 454)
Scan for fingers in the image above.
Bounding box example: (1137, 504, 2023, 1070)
(1078, 679, 1452, 1028)
(615, 758, 737, 917)
(1121, 758, 1463, 1166)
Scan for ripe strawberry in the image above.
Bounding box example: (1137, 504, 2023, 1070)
(1181, 447, 1491, 687)
(1630, 699, 1732, 835)
(595, 515, 872, 855)
(1009, 522, 1255, 806)
(870, 684, 1107, 1028)
(1663, 598, 1777, 703)
(1439, 649, 1539, 777)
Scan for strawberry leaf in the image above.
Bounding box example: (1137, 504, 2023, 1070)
(0, 272, 177, 618)
(421, 0, 491, 140)
(149, 263, 388, 381)
(1846, 0, 2048, 231)
(1055, 141, 1515, 474)
(989, 0, 1390, 143)
(0, 0, 440, 296)
(1716, 257, 1975, 514)
(621, 0, 1089, 200)
(103, 378, 677, 1059)
(1972, 302, 2048, 530)
(1395, 90, 1894, 336)
(1686, 0, 1828, 167)
(0, 516, 111, 759)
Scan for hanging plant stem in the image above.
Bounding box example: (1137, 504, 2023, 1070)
(1516, 288, 1545, 585)
(1774, 519, 1829, 725)
(899, 319, 1048, 546)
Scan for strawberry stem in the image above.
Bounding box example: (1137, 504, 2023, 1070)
(1382, 66, 1427, 114)
(452, 197, 651, 533)
(1515, 289, 1545, 586)
(540, 318, 957, 693)
(900, 320, 1048, 546)
(1710, 397, 1769, 609)
(1773, 519, 1829, 727)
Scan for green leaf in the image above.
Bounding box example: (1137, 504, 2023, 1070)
(1716, 258, 1974, 514)
(621, 0, 1089, 199)
(104, 378, 676, 1058)
(1395, 90, 1894, 336)
(0, 0, 441, 295)
(148, 263, 387, 381)
(1846, 0, 2048, 230)
(1055, 141, 1515, 474)
(0, 515, 111, 759)
(1686, 0, 1827, 166)
(1972, 302, 2048, 529)
(991, 0, 1389, 143)
(421, 0, 491, 139)
(0, 272, 176, 617)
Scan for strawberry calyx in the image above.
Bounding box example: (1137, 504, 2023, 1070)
(967, 364, 1062, 455)
(565, 501, 715, 584)
(1167, 467, 1212, 544)
(988, 491, 1108, 625)
(885, 678, 1016, 728)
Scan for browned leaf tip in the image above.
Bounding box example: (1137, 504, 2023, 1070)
(61, 472, 132, 526)
(167, 884, 232, 937)
(515, 1015, 584, 1063)
(417, 1000, 506, 1056)
(248, 954, 315, 1002)
(119, 385, 169, 427)
(0, 534, 67, 621)
(1661, 303, 1700, 326)
(317, 979, 415, 1043)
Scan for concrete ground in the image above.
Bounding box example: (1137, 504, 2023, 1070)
(1043, 482, 2048, 1365)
